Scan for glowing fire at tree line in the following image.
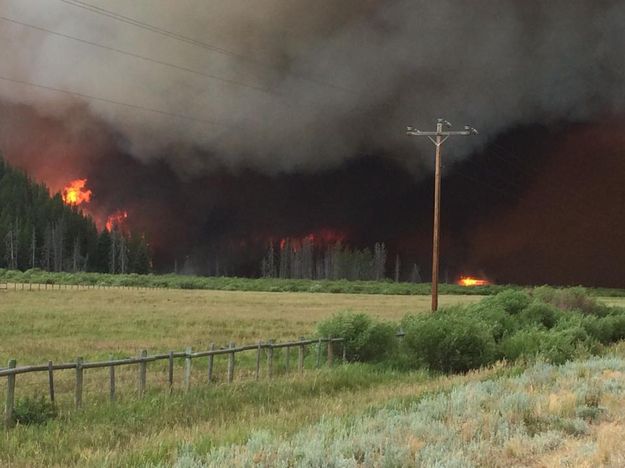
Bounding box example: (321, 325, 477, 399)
(457, 276, 491, 287)
(61, 178, 92, 206)
(60, 178, 492, 283)
(61, 178, 127, 232)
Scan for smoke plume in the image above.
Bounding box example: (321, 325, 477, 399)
(0, 0, 624, 175)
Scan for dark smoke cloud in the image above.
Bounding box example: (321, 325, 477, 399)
(465, 121, 625, 287)
(0, 0, 624, 175)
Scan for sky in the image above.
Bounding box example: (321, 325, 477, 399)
(0, 0, 623, 285)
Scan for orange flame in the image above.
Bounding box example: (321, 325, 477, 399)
(278, 229, 346, 251)
(61, 179, 92, 206)
(105, 210, 128, 232)
(458, 276, 491, 287)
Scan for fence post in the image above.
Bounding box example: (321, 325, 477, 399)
(267, 340, 274, 379)
(227, 342, 235, 384)
(316, 338, 322, 368)
(184, 347, 192, 392)
(75, 356, 84, 409)
(342, 340, 347, 362)
(4, 359, 16, 429)
(207, 344, 215, 383)
(138, 349, 147, 397)
(285, 345, 290, 373)
(109, 355, 116, 402)
(168, 351, 174, 393)
(298, 337, 305, 373)
(48, 360, 55, 404)
(327, 338, 334, 367)
(255, 341, 262, 381)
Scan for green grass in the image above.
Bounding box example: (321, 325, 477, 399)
(0, 268, 515, 295)
(0, 287, 484, 366)
(1, 363, 515, 466)
(0, 287, 483, 437)
(3, 284, 625, 466)
(4, 268, 625, 297)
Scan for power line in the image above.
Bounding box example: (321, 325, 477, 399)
(0, 15, 273, 94)
(57, 0, 355, 95)
(0, 74, 232, 128)
(406, 119, 478, 312)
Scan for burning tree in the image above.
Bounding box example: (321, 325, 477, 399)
(261, 235, 388, 281)
(0, 155, 151, 274)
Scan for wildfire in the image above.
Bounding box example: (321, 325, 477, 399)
(105, 210, 128, 232)
(279, 229, 346, 251)
(61, 179, 92, 206)
(458, 276, 491, 287)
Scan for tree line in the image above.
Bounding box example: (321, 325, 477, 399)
(0, 155, 150, 274)
(261, 238, 422, 282)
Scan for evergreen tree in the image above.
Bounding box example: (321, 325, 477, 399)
(0, 154, 151, 273)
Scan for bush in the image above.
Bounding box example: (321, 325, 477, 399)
(465, 303, 519, 341)
(582, 312, 625, 344)
(316, 312, 397, 362)
(518, 302, 560, 329)
(402, 313, 496, 373)
(532, 286, 609, 316)
(498, 326, 593, 365)
(486, 289, 532, 315)
(14, 395, 57, 425)
(497, 328, 544, 362)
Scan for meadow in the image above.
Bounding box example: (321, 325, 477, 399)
(0, 287, 485, 466)
(2, 285, 625, 466)
(0, 287, 485, 364)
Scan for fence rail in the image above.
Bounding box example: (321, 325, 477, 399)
(0, 281, 160, 291)
(2, 337, 345, 429)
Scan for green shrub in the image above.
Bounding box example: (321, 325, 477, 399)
(540, 328, 590, 364)
(466, 302, 519, 341)
(462, 289, 534, 341)
(498, 328, 543, 362)
(499, 326, 593, 365)
(532, 286, 609, 316)
(582, 313, 625, 344)
(402, 313, 496, 373)
(518, 302, 560, 329)
(14, 395, 57, 425)
(316, 312, 397, 362)
(487, 289, 532, 315)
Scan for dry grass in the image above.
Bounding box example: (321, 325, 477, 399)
(597, 297, 625, 308)
(0, 362, 510, 467)
(2, 287, 625, 466)
(0, 287, 483, 364)
(0, 287, 483, 424)
(190, 355, 625, 467)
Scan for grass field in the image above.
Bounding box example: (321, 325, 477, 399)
(0, 287, 483, 466)
(0, 288, 486, 364)
(2, 287, 625, 466)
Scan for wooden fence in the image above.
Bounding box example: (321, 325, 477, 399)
(0, 281, 158, 291)
(1, 337, 345, 429)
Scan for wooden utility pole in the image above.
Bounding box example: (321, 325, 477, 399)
(407, 119, 478, 311)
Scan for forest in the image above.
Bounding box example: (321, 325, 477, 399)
(0, 155, 150, 274)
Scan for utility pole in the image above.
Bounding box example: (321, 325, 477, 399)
(407, 119, 478, 312)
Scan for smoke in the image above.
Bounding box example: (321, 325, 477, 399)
(0, 0, 624, 176)
(465, 121, 625, 287)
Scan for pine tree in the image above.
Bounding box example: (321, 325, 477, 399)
(0, 157, 151, 273)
